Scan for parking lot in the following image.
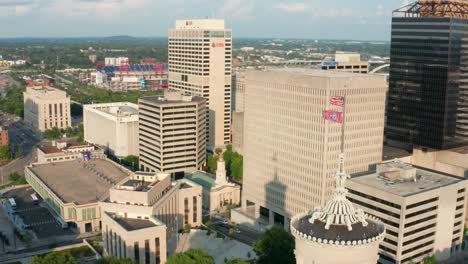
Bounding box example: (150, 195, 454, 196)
(2, 186, 74, 239)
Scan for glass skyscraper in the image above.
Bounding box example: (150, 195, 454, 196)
(386, 1, 468, 150)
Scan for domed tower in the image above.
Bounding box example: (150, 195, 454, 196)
(290, 153, 385, 264)
(215, 154, 228, 185)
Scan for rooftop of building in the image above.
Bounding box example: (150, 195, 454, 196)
(25, 86, 68, 98)
(292, 215, 384, 242)
(38, 142, 96, 154)
(28, 159, 129, 205)
(185, 171, 216, 189)
(105, 212, 160, 231)
(175, 19, 226, 30)
(350, 161, 465, 197)
(257, 67, 383, 79)
(140, 91, 205, 105)
(84, 102, 139, 118)
(382, 145, 411, 161)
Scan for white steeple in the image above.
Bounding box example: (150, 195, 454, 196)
(309, 153, 368, 231)
(215, 154, 228, 185)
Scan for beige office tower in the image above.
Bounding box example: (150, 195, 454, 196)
(168, 19, 232, 150)
(23, 86, 71, 132)
(138, 92, 206, 175)
(236, 68, 386, 229)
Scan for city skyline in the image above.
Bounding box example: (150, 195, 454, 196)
(0, 0, 408, 40)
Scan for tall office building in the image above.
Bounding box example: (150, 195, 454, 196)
(386, 0, 468, 150)
(138, 91, 206, 176)
(168, 19, 232, 150)
(234, 69, 387, 229)
(23, 86, 71, 132)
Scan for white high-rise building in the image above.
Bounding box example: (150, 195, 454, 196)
(168, 19, 232, 150)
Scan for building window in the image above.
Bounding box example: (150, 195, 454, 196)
(193, 196, 197, 223)
(144, 239, 150, 264)
(155, 238, 160, 264)
(134, 242, 140, 262)
(184, 197, 189, 225)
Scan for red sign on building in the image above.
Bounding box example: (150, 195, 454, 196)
(211, 43, 225, 48)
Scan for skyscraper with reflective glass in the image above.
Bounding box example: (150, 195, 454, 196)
(386, 0, 468, 150)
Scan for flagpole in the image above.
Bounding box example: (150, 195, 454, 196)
(341, 96, 346, 154)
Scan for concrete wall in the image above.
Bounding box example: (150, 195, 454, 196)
(294, 238, 381, 264)
(83, 104, 139, 157)
(102, 212, 167, 264)
(242, 69, 386, 221)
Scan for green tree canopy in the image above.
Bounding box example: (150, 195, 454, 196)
(30, 251, 76, 264)
(167, 248, 214, 264)
(423, 256, 436, 264)
(0, 145, 10, 160)
(206, 155, 217, 172)
(222, 145, 243, 181)
(253, 227, 295, 264)
(43, 127, 62, 139)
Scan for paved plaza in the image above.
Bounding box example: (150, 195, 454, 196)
(178, 230, 256, 264)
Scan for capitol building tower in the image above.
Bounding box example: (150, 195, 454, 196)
(290, 154, 386, 264)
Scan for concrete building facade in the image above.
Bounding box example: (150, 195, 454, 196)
(83, 102, 139, 157)
(236, 68, 386, 229)
(168, 19, 232, 150)
(347, 161, 467, 264)
(100, 172, 203, 263)
(138, 92, 206, 175)
(231, 112, 244, 155)
(23, 86, 71, 132)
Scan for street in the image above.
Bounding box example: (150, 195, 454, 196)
(210, 217, 261, 246)
(0, 119, 39, 184)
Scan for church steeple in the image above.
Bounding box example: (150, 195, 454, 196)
(215, 154, 227, 185)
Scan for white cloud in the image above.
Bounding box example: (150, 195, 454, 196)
(275, 2, 310, 13)
(221, 0, 254, 19)
(14, 5, 31, 16)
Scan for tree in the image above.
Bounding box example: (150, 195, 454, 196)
(167, 248, 214, 264)
(96, 257, 133, 264)
(123, 155, 139, 170)
(183, 224, 191, 234)
(230, 153, 243, 181)
(0, 145, 10, 160)
(8, 172, 21, 182)
(225, 259, 249, 264)
(253, 227, 295, 264)
(43, 127, 62, 139)
(30, 251, 76, 264)
(206, 155, 217, 172)
(423, 256, 436, 264)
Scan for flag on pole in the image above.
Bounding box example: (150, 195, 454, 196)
(330, 96, 344, 106)
(323, 110, 343, 123)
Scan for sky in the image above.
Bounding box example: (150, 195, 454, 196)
(0, 0, 411, 40)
